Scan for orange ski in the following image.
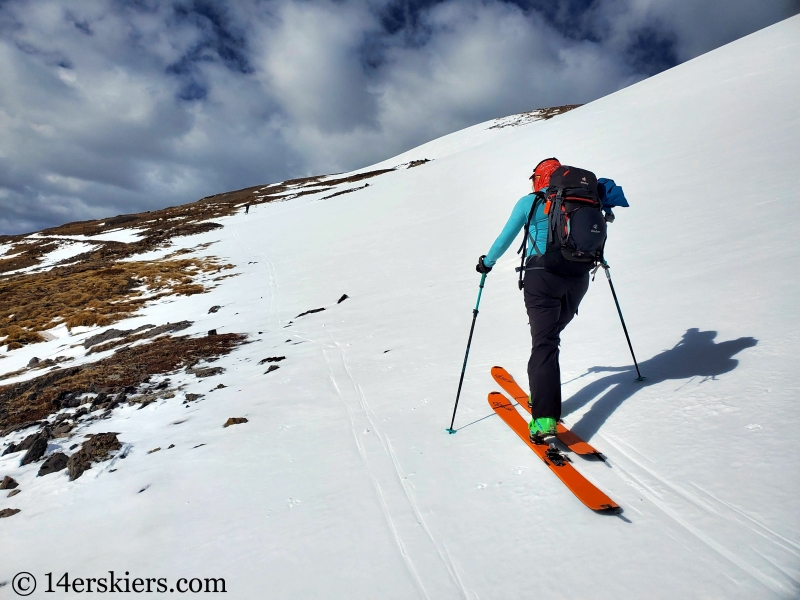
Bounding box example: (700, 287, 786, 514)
(488, 393, 618, 512)
(491, 366, 602, 457)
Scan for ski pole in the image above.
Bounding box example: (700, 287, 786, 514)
(601, 262, 645, 381)
(447, 273, 487, 433)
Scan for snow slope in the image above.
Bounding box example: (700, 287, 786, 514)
(2, 15, 800, 600)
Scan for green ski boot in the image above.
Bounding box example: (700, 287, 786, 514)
(529, 417, 557, 444)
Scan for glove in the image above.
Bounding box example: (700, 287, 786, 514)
(603, 208, 615, 223)
(476, 255, 492, 274)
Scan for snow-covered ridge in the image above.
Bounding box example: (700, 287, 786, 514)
(2, 15, 800, 600)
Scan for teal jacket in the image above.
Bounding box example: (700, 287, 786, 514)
(484, 194, 546, 267)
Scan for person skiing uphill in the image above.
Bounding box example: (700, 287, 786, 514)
(476, 158, 611, 441)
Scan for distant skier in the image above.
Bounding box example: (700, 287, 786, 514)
(245, 203, 250, 214)
(476, 158, 618, 441)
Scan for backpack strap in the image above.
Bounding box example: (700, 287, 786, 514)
(516, 193, 543, 290)
(548, 188, 564, 246)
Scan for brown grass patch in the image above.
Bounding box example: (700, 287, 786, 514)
(0, 258, 232, 350)
(0, 333, 246, 430)
(0, 241, 61, 274)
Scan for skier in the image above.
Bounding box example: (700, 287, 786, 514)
(245, 203, 250, 215)
(476, 157, 601, 441)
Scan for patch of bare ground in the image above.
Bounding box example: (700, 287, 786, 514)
(0, 333, 246, 430)
(0, 240, 61, 273)
(488, 104, 583, 129)
(0, 258, 232, 350)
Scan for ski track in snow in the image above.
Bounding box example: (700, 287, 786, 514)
(596, 430, 800, 596)
(323, 331, 470, 600)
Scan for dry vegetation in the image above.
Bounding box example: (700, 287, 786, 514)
(0, 333, 246, 430)
(0, 258, 232, 350)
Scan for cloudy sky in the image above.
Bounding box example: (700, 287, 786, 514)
(1, 0, 797, 234)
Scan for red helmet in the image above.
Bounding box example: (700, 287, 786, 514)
(529, 157, 561, 191)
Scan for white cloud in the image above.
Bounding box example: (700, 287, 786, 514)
(0, 0, 796, 233)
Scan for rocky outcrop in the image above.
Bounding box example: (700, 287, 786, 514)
(20, 435, 48, 466)
(66, 433, 121, 480)
(0, 476, 18, 489)
(38, 452, 69, 476)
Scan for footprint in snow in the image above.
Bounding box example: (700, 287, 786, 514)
(476, 483, 487, 490)
(287, 497, 301, 508)
(745, 423, 762, 430)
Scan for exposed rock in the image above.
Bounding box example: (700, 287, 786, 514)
(85, 322, 193, 354)
(337, 294, 349, 304)
(83, 325, 153, 348)
(295, 307, 325, 318)
(7, 489, 20, 497)
(0, 421, 43, 438)
(51, 422, 75, 438)
(90, 392, 109, 409)
(224, 417, 248, 428)
(38, 452, 68, 476)
(214, 384, 226, 389)
(0, 476, 18, 489)
(20, 435, 48, 466)
(191, 367, 224, 378)
(145, 321, 192, 338)
(208, 305, 221, 313)
(208, 329, 217, 336)
(28, 357, 40, 367)
(147, 447, 161, 454)
(66, 433, 121, 480)
(168, 444, 175, 449)
(16, 430, 46, 452)
(0, 508, 20, 518)
(2, 443, 17, 456)
(265, 365, 280, 374)
(185, 393, 203, 402)
(258, 356, 285, 364)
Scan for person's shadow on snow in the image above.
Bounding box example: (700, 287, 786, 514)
(563, 328, 757, 441)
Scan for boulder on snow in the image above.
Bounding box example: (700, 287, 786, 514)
(1, 443, 17, 456)
(0, 508, 20, 518)
(51, 422, 75, 438)
(0, 476, 19, 490)
(191, 367, 224, 378)
(20, 435, 48, 466)
(223, 417, 248, 428)
(67, 433, 122, 480)
(7, 489, 21, 498)
(258, 356, 285, 364)
(38, 452, 69, 476)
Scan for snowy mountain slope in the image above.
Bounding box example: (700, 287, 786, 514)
(2, 15, 800, 600)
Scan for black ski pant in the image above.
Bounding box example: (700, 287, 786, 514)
(523, 264, 589, 420)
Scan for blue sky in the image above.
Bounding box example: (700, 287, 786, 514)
(1, 0, 797, 234)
